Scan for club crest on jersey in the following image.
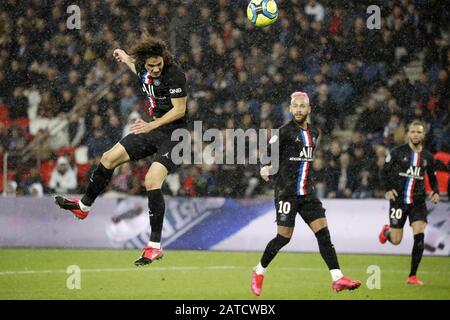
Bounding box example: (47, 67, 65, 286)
(154, 79, 160, 86)
(295, 136, 316, 146)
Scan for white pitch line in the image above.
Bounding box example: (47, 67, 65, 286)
(0, 265, 448, 276)
(0, 265, 241, 276)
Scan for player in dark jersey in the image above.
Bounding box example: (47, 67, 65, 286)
(54, 34, 187, 266)
(250, 92, 361, 296)
(378, 120, 440, 285)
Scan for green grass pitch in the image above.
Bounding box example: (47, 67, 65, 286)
(0, 249, 449, 300)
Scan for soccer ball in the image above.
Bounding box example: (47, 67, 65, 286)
(247, 0, 278, 28)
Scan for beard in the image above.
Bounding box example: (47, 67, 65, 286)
(293, 113, 308, 125)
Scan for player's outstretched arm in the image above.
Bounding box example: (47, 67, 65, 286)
(113, 49, 136, 74)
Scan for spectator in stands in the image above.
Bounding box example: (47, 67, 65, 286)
(327, 152, 356, 199)
(1, 0, 448, 199)
(49, 156, 77, 194)
(36, 90, 59, 118)
(107, 114, 123, 144)
(9, 86, 28, 119)
(383, 113, 406, 147)
(352, 169, 372, 199)
(5, 125, 27, 153)
(311, 157, 327, 198)
(355, 98, 388, 145)
(304, 0, 325, 22)
(22, 167, 44, 196)
(86, 128, 111, 160)
(390, 71, 414, 109)
(119, 87, 138, 117)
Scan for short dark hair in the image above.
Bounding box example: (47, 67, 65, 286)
(129, 33, 173, 65)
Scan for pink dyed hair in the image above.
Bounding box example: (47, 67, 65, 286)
(290, 91, 309, 101)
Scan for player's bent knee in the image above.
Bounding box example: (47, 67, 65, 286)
(101, 150, 122, 169)
(277, 227, 294, 239)
(391, 238, 402, 245)
(145, 180, 162, 190)
(100, 152, 114, 169)
(144, 175, 163, 190)
(315, 227, 331, 242)
(100, 144, 130, 169)
(275, 233, 291, 246)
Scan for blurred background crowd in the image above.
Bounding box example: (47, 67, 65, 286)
(0, 0, 449, 198)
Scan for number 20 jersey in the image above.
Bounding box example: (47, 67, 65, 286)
(381, 144, 439, 204)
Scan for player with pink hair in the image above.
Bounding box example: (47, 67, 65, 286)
(250, 91, 361, 296)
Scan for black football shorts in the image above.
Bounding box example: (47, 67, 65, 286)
(274, 194, 326, 227)
(389, 200, 428, 228)
(119, 127, 182, 173)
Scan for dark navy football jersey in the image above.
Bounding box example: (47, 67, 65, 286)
(135, 61, 187, 128)
(381, 144, 439, 204)
(272, 120, 320, 197)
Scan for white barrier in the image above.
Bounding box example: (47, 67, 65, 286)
(0, 196, 448, 256)
(212, 199, 450, 256)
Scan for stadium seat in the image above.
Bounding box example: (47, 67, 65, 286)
(40, 160, 56, 187)
(76, 163, 92, 185)
(425, 171, 449, 194)
(1, 119, 11, 128)
(435, 152, 450, 166)
(0, 105, 9, 121)
(10, 118, 30, 131)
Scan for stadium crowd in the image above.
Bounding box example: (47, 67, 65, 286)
(0, 0, 449, 198)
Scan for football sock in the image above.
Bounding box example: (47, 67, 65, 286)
(260, 234, 290, 268)
(78, 200, 91, 212)
(148, 189, 165, 243)
(330, 269, 344, 281)
(255, 262, 266, 275)
(147, 241, 161, 249)
(81, 163, 114, 206)
(315, 227, 340, 271)
(409, 233, 424, 277)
